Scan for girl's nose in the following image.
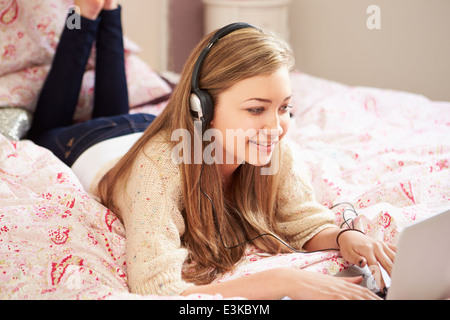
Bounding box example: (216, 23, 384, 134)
(262, 113, 283, 138)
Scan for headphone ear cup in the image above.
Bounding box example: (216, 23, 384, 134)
(189, 93, 203, 120)
(195, 89, 214, 125)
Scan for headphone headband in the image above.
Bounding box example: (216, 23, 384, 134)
(191, 22, 257, 92)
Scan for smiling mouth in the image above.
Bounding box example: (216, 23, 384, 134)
(249, 140, 279, 151)
(250, 141, 277, 146)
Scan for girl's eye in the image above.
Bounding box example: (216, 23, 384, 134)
(280, 104, 293, 113)
(247, 107, 265, 114)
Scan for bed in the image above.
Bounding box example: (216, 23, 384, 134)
(1, 0, 449, 300)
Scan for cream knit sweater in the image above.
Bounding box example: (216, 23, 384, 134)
(103, 131, 337, 296)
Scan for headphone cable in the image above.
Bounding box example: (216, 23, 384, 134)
(198, 163, 359, 254)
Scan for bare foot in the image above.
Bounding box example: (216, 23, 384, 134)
(74, 0, 104, 20)
(103, 0, 118, 11)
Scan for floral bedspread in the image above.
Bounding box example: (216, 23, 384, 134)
(0, 135, 223, 300)
(1, 72, 449, 299)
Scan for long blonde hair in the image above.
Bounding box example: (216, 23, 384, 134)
(98, 26, 295, 285)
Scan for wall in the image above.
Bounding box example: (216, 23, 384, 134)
(168, 0, 204, 72)
(122, 0, 450, 102)
(121, 0, 203, 73)
(121, 0, 169, 72)
(289, 0, 450, 102)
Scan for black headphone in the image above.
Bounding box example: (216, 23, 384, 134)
(189, 22, 257, 132)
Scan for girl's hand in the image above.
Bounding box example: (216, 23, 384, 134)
(281, 268, 382, 300)
(183, 267, 382, 300)
(337, 230, 397, 292)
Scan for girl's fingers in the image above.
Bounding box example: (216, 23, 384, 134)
(341, 275, 364, 285)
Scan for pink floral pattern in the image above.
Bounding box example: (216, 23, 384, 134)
(0, 136, 222, 300)
(49, 227, 70, 245)
(288, 72, 450, 240)
(1, 72, 449, 299)
(0, 0, 19, 26)
(378, 212, 392, 228)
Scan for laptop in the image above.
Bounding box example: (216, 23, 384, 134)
(335, 209, 450, 300)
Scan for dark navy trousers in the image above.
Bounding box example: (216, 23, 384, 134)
(28, 6, 154, 166)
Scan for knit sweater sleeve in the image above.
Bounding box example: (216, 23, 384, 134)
(116, 139, 194, 296)
(275, 142, 338, 250)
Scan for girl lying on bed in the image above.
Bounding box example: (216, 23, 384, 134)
(27, 0, 396, 300)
